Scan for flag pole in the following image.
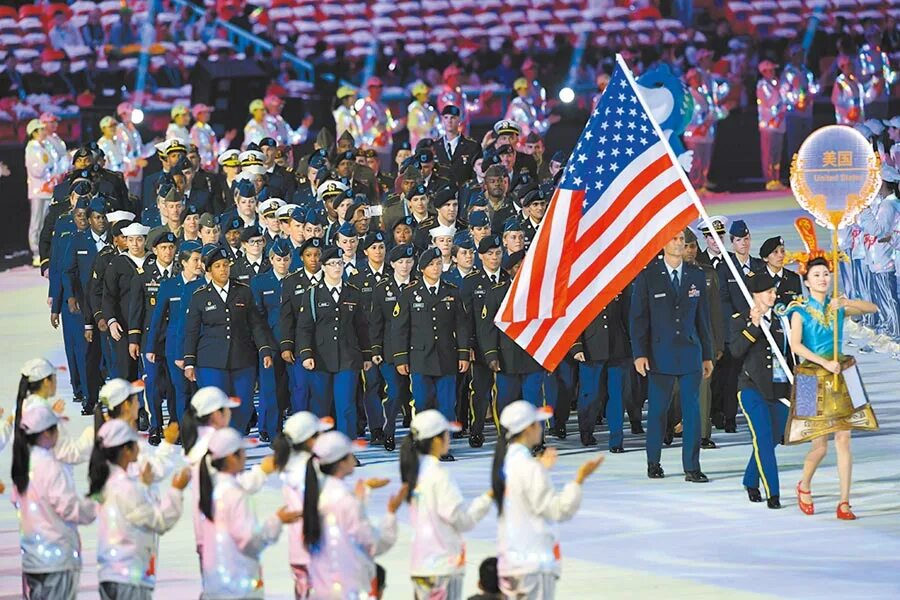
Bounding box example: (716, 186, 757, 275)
(616, 54, 794, 396)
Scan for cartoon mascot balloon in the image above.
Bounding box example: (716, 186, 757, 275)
(636, 64, 695, 173)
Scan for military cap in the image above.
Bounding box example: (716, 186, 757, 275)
(223, 217, 244, 233)
(320, 246, 343, 264)
(179, 239, 203, 254)
(418, 247, 443, 270)
(747, 271, 777, 293)
(389, 243, 416, 263)
(239, 226, 265, 243)
(468, 211, 490, 228)
(393, 215, 416, 231)
(153, 231, 178, 247)
(729, 219, 749, 238)
(441, 104, 461, 116)
(203, 246, 231, 269)
(759, 236, 784, 259)
(493, 120, 521, 136)
(362, 231, 386, 250)
(269, 237, 293, 257)
(199, 213, 219, 229)
(337, 222, 357, 239)
(300, 237, 323, 254)
(431, 185, 457, 208)
(258, 137, 277, 148)
(235, 179, 257, 198)
(478, 234, 502, 254)
(502, 250, 526, 271)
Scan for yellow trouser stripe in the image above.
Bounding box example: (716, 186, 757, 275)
(738, 392, 771, 498)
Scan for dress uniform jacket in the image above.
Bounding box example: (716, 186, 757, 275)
(231, 255, 271, 285)
(266, 165, 296, 201)
(476, 280, 542, 373)
(423, 173, 452, 195)
(717, 254, 765, 337)
(250, 270, 285, 341)
(278, 270, 320, 354)
(88, 246, 120, 325)
(630, 258, 714, 374)
(369, 278, 414, 364)
(348, 263, 392, 311)
(570, 290, 631, 362)
(756, 267, 803, 309)
(103, 254, 147, 332)
(391, 280, 470, 377)
(435, 136, 482, 185)
(182, 282, 274, 370)
(697, 262, 726, 357)
(729, 309, 795, 399)
(47, 213, 78, 314)
(294, 282, 371, 373)
(62, 229, 108, 320)
(413, 216, 469, 251)
(147, 275, 205, 359)
(127, 260, 174, 348)
(461, 270, 508, 361)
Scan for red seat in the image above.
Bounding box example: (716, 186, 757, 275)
(45, 3, 73, 20)
(0, 6, 17, 20)
(18, 5, 44, 20)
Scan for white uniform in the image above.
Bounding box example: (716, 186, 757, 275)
(25, 139, 55, 255)
(333, 105, 363, 144)
(407, 99, 439, 150)
(497, 443, 583, 599)
(307, 475, 398, 599)
(199, 471, 283, 599)
(165, 123, 191, 144)
(13, 446, 97, 575)
(409, 455, 492, 599)
(97, 464, 184, 590)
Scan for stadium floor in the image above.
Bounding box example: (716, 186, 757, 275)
(0, 189, 897, 599)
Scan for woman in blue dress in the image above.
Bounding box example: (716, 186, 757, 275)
(783, 256, 879, 520)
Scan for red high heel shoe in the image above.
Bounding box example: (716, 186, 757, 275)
(836, 502, 857, 520)
(796, 481, 814, 515)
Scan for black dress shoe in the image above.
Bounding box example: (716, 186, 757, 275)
(148, 430, 161, 447)
(684, 470, 709, 483)
(700, 437, 717, 449)
(468, 433, 484, 448)
(370, 428, 384, 444)
(249, 410, 258, 430)
(402, 414, 412, 428)
(580, 432, 597, 447)
(451, 430, 466, 440)
(673, 430, 683, 439)
(550, 426, 567, 439)
(746, 487, 763, 502)
(137, 410, 149, 432)
(647, 463, 665, 478)
(767, 495, 782, 509)
(630, 421, 644, 434)
(73, 392, 85, 404)
(81, 403, 95, 416)
(663, 430, 674, 446)
(384, 435, 395, 451)
(439, 453, 455, 462)
(724, 418, 737, 433)
(609, 446, 624, 453)
(259, 432, 270, 443)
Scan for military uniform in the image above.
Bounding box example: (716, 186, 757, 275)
(48, 211, 86, 403)
(294, 281, 371, 438)
(251, 267, 290, 439)
(103, 253, 147, 382)
(231, 254, 271, 284)
(183, 278, 275, 433)
(630, 257, 713, 479)
(570, 291, 631, 450)
(392, 278, 470, 422)
(729, 299, 793, 504)
(278, 266, 321, 412)
(434, 134, 481, 186)
(88, 244, 122, 381)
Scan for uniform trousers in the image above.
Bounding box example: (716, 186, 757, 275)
(468, 362, 493, 435)
(542, 360, 576, 430)
(499, 573, 557, 600)
(112, 335, 138, 384)
(308, 369, 359, 438)
(738, 388, 789, 498)
(411, 373, 457, 421)
(144, 356, 176, 432)
(23, 569, 78, 600)
(361, 362, 386, 433)
(196, 366, 256, 433)
(411, 574, 464, 600)
(647, 370, 701, 472)
(496, 371, 545, 415)
(60, 307, 86, 397)
(167, 357, 190, 424)
(83, 331, 103, 412)
(577, 361, 625, 448)
(98, 581, 153, 600)
(669, 375, 713, 438)
(28, 196, 50, 255)
(258, 354, 289, 436)
(381, 363, 410, 436)
(101, 331, 117, 379)
(290, 361, 310, 413)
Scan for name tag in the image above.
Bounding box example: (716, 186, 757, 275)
(412, 302, 425, 309)
(385, 294, 396, 301)
(171, 296, 181, 301)
(77, 250, 88, 255)
(238, 275, 249, 281)
(653, 293, 666, 299)
(204, 305, 217, 312)
(295, 289, 304, 295)
(235, 302, 246, 307)
(263, 290, 274, 295)
(728, 278, 736, 283)
(317, 301, 330, 308)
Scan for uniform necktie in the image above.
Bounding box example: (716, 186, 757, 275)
(219, 287, 227, 302)
(671, 269, 680, 293)
(490, 274, 497, 284)
(446, 141, 453, 158)
(429, 286, 437, 296)
(252, 262, 259, 273)
(161, 269, 170, 280)
(331, 287, 340, 303)
(773, 274, 781, 286)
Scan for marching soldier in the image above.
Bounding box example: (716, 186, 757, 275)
(413, 186, 466, 251)
(571, 290, 631, 451)
(443, 232, 477, 288)
(231, 227, 271, 284)
(407, 81, 439, 150)
(756, 60, 787, 190)
(250, 238, 294, 441)
(758, 236, 803, 307)
(434, 105, 482, 186)
(519, 185, 549, 250)
(715, 219, 764, 433)
(369, 243, 417, 450)
(295, 246, 372, 440)
(630, 230, 714, 482)
(729, 272, 793, 509)
(127, 231, 178, 445)
(696, 215, 728, 269)
(392, 248, 470, 459)
(183, 246, 275, 433)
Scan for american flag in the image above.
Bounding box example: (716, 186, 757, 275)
(495, 58, 699, 371)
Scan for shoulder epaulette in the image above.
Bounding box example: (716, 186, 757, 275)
(232, 280, 249, 287)
(194, 284, 208, 293)
(443, 280, 458, 289)
(463, 271, 480, 279)
(345, 282, 360, 291)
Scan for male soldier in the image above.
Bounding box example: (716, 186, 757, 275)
(459, 235, 507, 447)
(631, 230, 714, 482)
(126, 229, 178, 443)
(489, 120, 537, 179)
(434, 105, 482, 186)
(696, 215, 728, 269)
(370, 244, 417, 450)
(142, 139, 187, 214)
(295, 246, 372, 440)
(729, 271, 793, 509)
(519, 185, 549, 250)
(483, 164, 516, 234)
(392, 248, 471, 459)
(414, 186, 467, 251)
(757, 236, 803, 308)
(715, 219, 764, 432)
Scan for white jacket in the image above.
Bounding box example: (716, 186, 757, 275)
(98, 465, 184, 588)
(281, 450, 312, 567)
(98, 135, 127, 174)
(308, 476, 397, 599)
(166, 123, 191, 144)
(497, 443, 582, 577)
(46, 133, 70, 176)
(13, 446, 96, 573)
(22, 395, 93, 464)
(26, 139, 54, 199)
(199, 472, 283, 599)
(409, 454, 492, 576)
(188, 426, 268, 550)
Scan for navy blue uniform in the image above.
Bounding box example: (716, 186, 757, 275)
(630, 257, 713, 475)
(49, 214, 86, 399)
(295, 281, 371, 438)
(103, 253, 147, 382)
(251, 269, 289, 437)
(183, 281, 275, 432)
